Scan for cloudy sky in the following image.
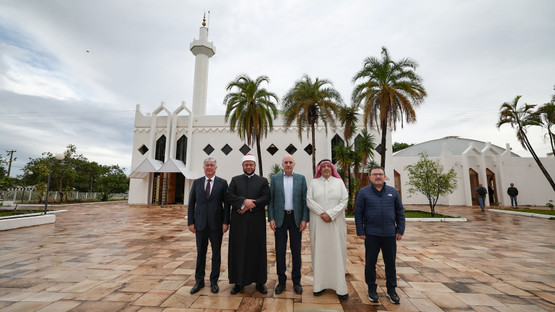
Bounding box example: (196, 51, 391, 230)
(1, 0, 554, 176)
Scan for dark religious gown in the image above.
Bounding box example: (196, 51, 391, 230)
(225, 174, 271, 287)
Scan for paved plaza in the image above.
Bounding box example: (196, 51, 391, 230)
(0, 203, 553, 311)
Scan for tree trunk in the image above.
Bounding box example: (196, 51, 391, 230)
(548, 127, 555, 155)
(256, 136, 263, 177)
(380, 119, 388, 170)
(311, 123, 316, 177)
(521, 129, 555, 191)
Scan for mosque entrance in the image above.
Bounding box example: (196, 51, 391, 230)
(469, 168, 479, 205)
(486, 169, 497, 205)
(167, 173, 185, 204)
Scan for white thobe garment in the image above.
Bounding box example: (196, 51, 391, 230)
(307, 176, 349, 295)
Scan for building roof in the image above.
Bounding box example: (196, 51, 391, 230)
(393, 136, 520, 157)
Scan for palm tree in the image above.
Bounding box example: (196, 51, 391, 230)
(497, 95, 554, 191)
(283, 75, 343, 176)
(333, 143, 356, 211)
(223, 75, 278, 176)
(536, 102, 555, 155)
(338, 104, 359, 145)
(352, 47, 427, 170)
(354, 129, 376, 183)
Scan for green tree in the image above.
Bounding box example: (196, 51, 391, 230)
(392, 142, 414, 153)
(268, 163, 283, 182)
(497, 95, 555, 191)
(536, 101, 555, 156)
(354, 129, 376, 182)
(333, 143, 358, 211)
(223, 75, 279, 176)
(405, 153, 457, 217)
(97, 165, 129, 200)
(283, 75, 343, 175)
(352, 47, 427, 170)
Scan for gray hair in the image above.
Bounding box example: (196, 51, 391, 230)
(204, 157, 217, 165)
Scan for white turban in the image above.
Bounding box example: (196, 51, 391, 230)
(242, 154, 256, 163)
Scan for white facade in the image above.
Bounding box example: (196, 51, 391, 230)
(128, 105, 388, 204)
(391, 137, 555, 207)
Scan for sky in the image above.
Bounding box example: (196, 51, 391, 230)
(1, 0, 554, 177)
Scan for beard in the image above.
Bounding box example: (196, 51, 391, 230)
(243, 168, 255, 175)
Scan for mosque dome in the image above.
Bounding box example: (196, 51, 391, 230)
(393, 136, 521, 157)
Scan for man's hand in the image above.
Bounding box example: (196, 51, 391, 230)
(358, 235, 365, 239)
(243, 199, 256, 209)
(320, 212, 332, 223)
(270, 220, 276, 232)
(188, 224, 195, 233)
(396, 233, 403, 241)
(299, 221, 307, 232)
(223, 224, 229, 233)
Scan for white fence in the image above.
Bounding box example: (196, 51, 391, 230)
(0, 187, 127, 204)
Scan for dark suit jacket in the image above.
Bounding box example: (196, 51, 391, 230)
(268, 172, 309, 228)
(188, 176, 230, 231)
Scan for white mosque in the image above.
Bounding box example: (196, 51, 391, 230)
(128, 19, 554, 208)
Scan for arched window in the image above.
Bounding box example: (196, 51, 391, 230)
(155, 135, 166, 161)
(331, 134, 345, 164)
(176, 135, 187, 163)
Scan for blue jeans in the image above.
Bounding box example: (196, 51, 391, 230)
(479, 196, 486, 211)
(510, 195, 518, 207)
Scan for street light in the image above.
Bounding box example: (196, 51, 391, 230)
(44, 153, 64, 214)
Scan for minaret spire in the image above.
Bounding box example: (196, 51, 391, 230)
(190, 13, 215, 116)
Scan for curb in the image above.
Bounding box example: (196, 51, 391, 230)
(489, 209, 553, 219)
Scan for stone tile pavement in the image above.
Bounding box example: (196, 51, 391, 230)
(0, 203, 553, 311)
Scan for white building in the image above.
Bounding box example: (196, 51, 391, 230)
(128, 19, 554, 208)
(127, 19, 388, 205)
(391, 136, 555, 207)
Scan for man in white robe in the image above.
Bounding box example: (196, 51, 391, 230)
(307, 159, 349, 300)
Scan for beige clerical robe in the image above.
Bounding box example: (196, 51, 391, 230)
(307, 176, 349, 295)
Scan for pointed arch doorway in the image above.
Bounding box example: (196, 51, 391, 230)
(486, 168, 497, 205)
(469, 168, 479, 205)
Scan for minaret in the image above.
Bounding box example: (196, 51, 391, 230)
(190, 14, 215, 116)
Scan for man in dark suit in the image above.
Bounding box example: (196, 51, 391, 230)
(268, 154, 308, 295)
(225, 154, 271, 295)
(188, 157, 230, 294)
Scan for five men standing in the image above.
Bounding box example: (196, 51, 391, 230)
(188, 157, 407, 305)
(268, 155, 309, 295)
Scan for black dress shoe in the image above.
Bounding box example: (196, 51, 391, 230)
(387, 289, 400, 304)
(313, 290, 324, 296)
(368, 289, 379, 302)
(293, 284, 303, 294)
(275, 283, 285, 294)
(337, 293, 349, 300)
(210, 283, 219, 293)
(230, 283, 241, 295)
(190, 282, 204, 294)
(256, 283, 267, 294)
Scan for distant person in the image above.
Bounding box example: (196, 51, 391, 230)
(476, 184, 487, 211)
(268, 154, 309, 295)
(307, 159, 349, 300)
(507, 183, 519, 208)
(488, 185, 495, 205)
(225, 154, 271, 295)
(188, 157, 230, 294)
(355, 166, 405, 304)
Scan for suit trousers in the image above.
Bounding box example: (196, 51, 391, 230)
(275, 213, 302, 285)
(195, 224, 223, 284)
(364, 235, 397, 291)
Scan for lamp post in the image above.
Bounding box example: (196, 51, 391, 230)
(44, 153, 64, 214)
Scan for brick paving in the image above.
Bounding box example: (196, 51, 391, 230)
(0, 203, 553, 311)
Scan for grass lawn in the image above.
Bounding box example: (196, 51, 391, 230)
(346, 210, 457, 218)
(498, 208, 555, 216)
(0, 210, 45, 217)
